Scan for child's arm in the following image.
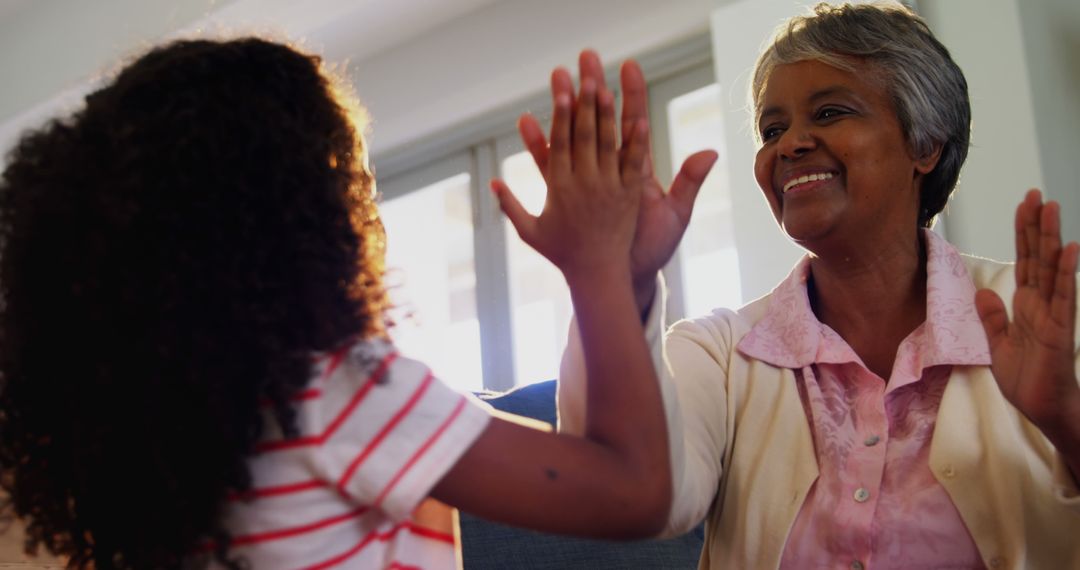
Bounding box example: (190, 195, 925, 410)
(428, 59, 671, 540)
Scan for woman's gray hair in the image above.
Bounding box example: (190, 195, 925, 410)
(751, 2, 970, 228)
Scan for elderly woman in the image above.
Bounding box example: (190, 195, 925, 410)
(496, 2, 1080, 568)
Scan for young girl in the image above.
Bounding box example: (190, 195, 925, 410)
(0, 38, 711, 568)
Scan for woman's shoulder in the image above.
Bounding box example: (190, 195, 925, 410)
(959, 253, 1015, 292)
(667, 293, 772, 353)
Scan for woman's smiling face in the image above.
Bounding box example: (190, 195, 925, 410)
(753, 59, 939, 251)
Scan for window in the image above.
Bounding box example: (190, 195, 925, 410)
(499, 150, 572, 387)
(379, 158, 484, 393)
(662, 82, 741, 319)
(375, 34, 736, 390)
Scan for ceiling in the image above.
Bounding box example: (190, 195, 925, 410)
(0, 0, 506, 127)
(0, 0, 30, 23)
(182, 0, 504, 61)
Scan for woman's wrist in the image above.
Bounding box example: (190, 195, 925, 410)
(1038, 387, 1080, 475)
(632, 273, 658, 322)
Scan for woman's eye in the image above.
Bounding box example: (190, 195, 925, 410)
(761, 126, 784, 141)
(816, 107, 847, 121)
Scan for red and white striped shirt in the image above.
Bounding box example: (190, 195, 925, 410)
(213, 339, 491, 569)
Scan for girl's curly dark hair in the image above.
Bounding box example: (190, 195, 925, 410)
(0, 38, 388, 568)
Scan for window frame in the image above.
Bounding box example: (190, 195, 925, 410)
(375, 33, 716, 390)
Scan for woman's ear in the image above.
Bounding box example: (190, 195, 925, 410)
(914, 142, 943, 175)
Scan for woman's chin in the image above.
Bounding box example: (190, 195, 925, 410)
(780, 214, 836, 245)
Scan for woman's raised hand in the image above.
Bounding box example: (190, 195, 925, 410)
(975, 189, 1080, 469)
(502, 50, 718, 310)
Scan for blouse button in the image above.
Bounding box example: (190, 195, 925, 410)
(853, 487, 870, 503)
(942, 465, 957, 479)
(864, 435, 880, 446)
(851, 561, 865, 570)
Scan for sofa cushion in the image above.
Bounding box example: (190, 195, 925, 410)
(459, 380, 704, 569)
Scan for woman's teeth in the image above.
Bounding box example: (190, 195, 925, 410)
(783, 172, 834, 193)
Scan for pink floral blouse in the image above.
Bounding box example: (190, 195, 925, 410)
(738, 230, 992, 570)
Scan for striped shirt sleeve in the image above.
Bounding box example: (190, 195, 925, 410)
(312, 340, 492, 522)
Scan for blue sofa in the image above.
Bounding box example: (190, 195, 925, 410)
(459, 380, 704, 569)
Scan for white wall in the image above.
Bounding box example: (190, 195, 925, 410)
(0, 0, 218, 125)
(349, 0, 714, 158)
(0, 0, 715, 165)
(709, 0, 809, 302)
(0, 0, 226, 162)
(1016, 0, 1080, 248)
(919, 0, 1048, 260)
(2, 0, 1074, 270)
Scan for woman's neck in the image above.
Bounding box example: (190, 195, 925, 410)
(807, 229, 928, 380)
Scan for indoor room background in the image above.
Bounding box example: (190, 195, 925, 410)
(0, 0, 1076, 394)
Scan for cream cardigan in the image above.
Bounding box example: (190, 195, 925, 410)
(558, 255, 1080, 569)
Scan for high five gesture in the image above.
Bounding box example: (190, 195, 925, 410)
(503, 50, 718, 313)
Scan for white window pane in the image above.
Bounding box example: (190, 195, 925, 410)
(667, 84, 742, 316)
(380, 173, 483, 393)
(501, 152, 572, 387)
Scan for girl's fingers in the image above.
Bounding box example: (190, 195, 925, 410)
(492, 179, 539, 247)
(551, 66, 575, 115)
(579, 50, 607, 91)
(620, 119, 649, 186)
(548, 79, 573, 178)
(573, 78, 599, 176)
(619, 60, 650, 152)
(518, 114, 549, 175)
(597, 88, 618, 177)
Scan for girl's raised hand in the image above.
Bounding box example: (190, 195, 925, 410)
(505, 50, 717, 312)
(491, 62, 649, 284)
(435, 55, 672, 539)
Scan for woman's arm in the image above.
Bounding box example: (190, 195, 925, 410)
(975, 189, 1080, 486)
(557, 274, 733, 538)
(430, 55, 673, 539)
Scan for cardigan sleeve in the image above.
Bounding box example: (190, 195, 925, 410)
(1052, 339, 1080, 509)
(556, 273, 731, 537)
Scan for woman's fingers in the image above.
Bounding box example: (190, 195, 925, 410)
(668, 150, 719, 222)
(1051, 242, 1079, 330)
(1014, 194, 1028, 289)
(1037, 200, 1063, 302)
(1017, 189, 1042, 288)
(1013, 189, 1069, 306)
(1007, 188, 1076, 332)
(975, 288, 1010, 350)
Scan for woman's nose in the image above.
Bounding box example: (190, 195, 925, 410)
(777, 124, 816, 160)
